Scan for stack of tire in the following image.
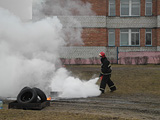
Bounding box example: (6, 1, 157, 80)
(17, 87, 47, 103)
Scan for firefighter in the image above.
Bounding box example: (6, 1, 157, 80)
(99, 52, 116, 93)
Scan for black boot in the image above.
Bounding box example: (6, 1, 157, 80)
(110, 86, 116, 92)
(100, 88, 105, 94)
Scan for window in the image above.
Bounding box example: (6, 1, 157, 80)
(120, 0, 140, 16)
(121, 0, 129, 16)
(108, 29, 115, 46)
(120, 29, 129, 46)
(146, 0, 152, 16)
(109, 0, 116, 16)
(145, 29, 152, 46)
(131, 29, 139, 45)
(120, 29, 140, 46)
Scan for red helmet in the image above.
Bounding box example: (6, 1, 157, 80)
(99, 52, 106, 58)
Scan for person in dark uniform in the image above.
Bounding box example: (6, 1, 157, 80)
(99, 51, 116, 93)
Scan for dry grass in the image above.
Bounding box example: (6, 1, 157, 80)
(67, 64, 160, 95)
(111, 65, 160, 95)
(0, 105, 129, 120)
(1, 65, 159, 120)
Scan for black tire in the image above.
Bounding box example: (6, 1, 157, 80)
(17, 88, 37, 103)
(32, 87, 47, 102)
(19, 86, 31, 93)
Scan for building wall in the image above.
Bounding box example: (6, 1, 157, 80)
(116, 0, 120, 16)
(141, 0, 145, 16)
(152, 29, 157, 46)
(157, 0, 160, 15)
(153, 0, 157, 16)
(79, 0, 159, 48)
(82, 0, 107, 16)
(57, 0, 160, 48)
(58, 0, 160, 64)
(157, 28, 160, 46)
(82, 28, 107, 46)
(115, 29, 120, 47)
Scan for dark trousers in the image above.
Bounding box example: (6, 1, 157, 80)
(100, 75, 116, 93)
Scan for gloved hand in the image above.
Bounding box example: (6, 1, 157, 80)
(99, 73, 102, 78)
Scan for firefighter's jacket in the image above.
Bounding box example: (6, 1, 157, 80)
(99, 57, 112, 77)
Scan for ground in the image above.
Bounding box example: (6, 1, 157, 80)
(1, 65, 160, 120)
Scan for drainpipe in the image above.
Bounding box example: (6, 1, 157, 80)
(117, 47, 119, 64)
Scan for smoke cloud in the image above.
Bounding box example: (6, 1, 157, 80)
(0, 0, 100, 99)
(0, 7, 64, 97)
(0, 0, 32, 20)
(51, 68, 100, 98)
(32, 0, 95, 18)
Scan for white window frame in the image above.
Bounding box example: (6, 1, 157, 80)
(120, 0, 140, 16)
(108, 29, 115, 46)
(145, 0, 152, 16)
(145, 29, 152, 46)
(109, 0, 116, 16)
(120, 29, 140, 46)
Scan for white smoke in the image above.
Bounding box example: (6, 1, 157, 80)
(0, 0, 101, 98)
(32, 0, 95, 46)
(32, 0, 95, 18)
(0, 0, 32, 20)
(0, 7, 64, 97)
(51, 68, 100, 98)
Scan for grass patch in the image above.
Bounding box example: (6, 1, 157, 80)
(66, 64, 160, 95)
(1, 65, 159, 120)
(0, 109, 131, 120)
(111, 65, 160, 95)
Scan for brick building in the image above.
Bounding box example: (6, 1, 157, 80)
(59, 0, 160, 64)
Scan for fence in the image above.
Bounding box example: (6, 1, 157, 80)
(60, 46, 160, 65)
(118, 51, 160, 65)
(59, 46, 117, 65)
